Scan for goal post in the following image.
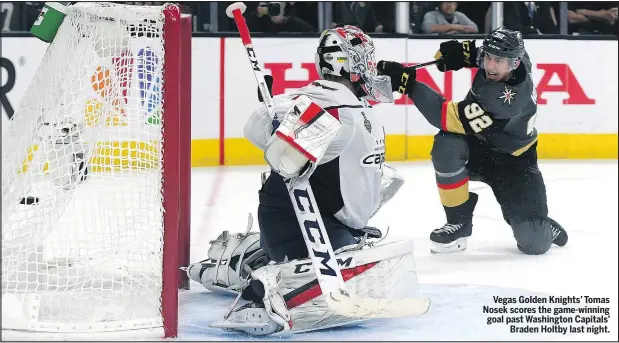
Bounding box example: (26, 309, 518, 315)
(178, 6, 192, 293)
(1, 2, 191, 338)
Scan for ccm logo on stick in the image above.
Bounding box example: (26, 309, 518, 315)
(294, 257, 354, 274)
(246, 47, 260, 71)
(292, 188, 338, 277)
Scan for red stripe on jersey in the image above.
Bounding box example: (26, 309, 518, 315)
(437, 177, 469, 190)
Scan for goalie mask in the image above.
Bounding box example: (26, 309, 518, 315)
(315, 25, 394, 103)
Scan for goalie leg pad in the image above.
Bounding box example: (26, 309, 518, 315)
(186, 229, 266, 294)
(212, 239, 422, 335)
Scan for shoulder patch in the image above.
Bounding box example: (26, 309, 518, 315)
(360, 111, 372, 133)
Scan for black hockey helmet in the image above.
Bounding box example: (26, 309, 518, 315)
(477, 27, 525, 71)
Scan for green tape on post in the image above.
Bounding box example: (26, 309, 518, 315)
(30, 2, 68, 43)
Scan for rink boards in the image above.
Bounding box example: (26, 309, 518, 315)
(2, 36, 617, 167)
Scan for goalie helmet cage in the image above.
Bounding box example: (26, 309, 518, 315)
(1, 2, 191, 339)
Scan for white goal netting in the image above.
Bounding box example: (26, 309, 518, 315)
(2, 2, 181, 334)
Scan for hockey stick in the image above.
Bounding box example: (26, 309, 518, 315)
(226, 2, 429, 319)
(412, 60, 439, 69)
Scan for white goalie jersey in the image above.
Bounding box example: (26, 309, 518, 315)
(244, 80, 386, 230)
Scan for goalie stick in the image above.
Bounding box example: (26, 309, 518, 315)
(225, 2, 430, 319)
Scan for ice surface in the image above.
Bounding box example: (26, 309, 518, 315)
(3, 160, 617, 341)
(180, 160, 618, 341)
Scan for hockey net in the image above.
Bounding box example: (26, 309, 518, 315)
(1, 2, 190, 338)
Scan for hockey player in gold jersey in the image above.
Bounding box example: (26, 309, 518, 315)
(378, 27, 568, 255)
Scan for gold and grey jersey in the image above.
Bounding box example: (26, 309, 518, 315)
(410, 52, 539, 156)
(244, 80, 386, 230)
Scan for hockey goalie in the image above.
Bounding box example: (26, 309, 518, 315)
(184, 25, 427, 336)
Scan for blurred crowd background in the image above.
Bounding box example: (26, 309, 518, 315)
(1, 1, 617, 36)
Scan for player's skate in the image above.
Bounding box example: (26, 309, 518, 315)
(548, 217, 568, 247)
(430, 193, 478, 254)
(430, 222, 472, 253)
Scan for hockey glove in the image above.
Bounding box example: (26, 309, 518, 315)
(377, 61, 416, 95)
(258, 74, 274, 103)
(434, 40, 478, 72)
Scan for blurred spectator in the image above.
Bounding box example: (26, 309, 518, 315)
(180, 2, 212, 32)
(123, 2, 166, 6)
(563, 2, 618, 35)
(215, 1, 237, 32)
(332, 2, 383, 33)
(411, 2, 439, 33)
(456, 1, 491, 33)
(285, 2, 318, 32)
(503, 2, 558, 34)
(246, 2, 313, 32)
(421, 2, 478, 34)
(372, 1, 396, 33)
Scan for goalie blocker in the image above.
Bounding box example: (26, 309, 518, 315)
(264, 95, 342, 180)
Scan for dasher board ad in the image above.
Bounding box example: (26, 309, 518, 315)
(2, 37, 617, 165)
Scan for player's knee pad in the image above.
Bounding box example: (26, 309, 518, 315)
(212, 239, 421, 336)
(500, 197, 549, 225)
(431, 131, 468, 172)
(510, 218, 553, 255)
